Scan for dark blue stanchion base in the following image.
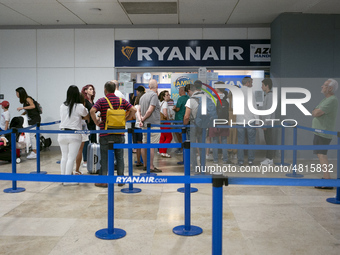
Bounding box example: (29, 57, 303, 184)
(95, 228, 126, 240)
(326, 197, 340, 204)
(121, 187, 142, 193)
(56, 161, 60, 164)
(4, 187, 26, 193)
(177, 161, 184, 165)
(286, 173, 304, 178)
(30, 171, 47, 174)
(173, 225, 203, 236)
(140, 172, 157, 177)
(177, 187, 198, 193)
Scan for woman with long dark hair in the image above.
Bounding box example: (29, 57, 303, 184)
(58, 85, 88, 185)
(80, 84, 97, 168)
(16, 87, 41, 159)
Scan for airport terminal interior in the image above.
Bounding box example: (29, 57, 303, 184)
(1, 0, 340, 254)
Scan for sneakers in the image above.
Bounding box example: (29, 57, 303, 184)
(248, 161, 254, 166)
(27, 151, 37, 159)
(82, 162, 87, 168)
(237, 162, 244, 167)
(260, 158, 273, 165)
(206, 154, 213, 161)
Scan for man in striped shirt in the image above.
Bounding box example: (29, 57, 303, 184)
(91, 81, 136, 187)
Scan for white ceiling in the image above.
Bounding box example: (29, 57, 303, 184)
(0, 0, 339, 27)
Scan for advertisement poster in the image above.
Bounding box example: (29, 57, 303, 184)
(171, 73, 198, 103)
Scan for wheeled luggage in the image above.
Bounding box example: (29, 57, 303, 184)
(87, 143, 101, 174)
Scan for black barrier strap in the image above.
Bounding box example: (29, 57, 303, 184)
(182, 127, 186, 134)
(147, 123, 151, 128)
(184, 141, 190, 149)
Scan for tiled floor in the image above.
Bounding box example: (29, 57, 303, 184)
(0, 147, 340, 255)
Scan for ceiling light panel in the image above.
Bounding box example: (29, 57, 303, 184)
(61, 2, 132, 25)
(121, 2, 177, 15)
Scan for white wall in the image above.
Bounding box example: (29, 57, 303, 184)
(0, 26, 270, 146)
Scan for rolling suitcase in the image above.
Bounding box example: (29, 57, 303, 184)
(87, 143, 101, 174)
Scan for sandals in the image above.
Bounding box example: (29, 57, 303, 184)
(74, 171, 82, 175)
(161, 153, 171, 158)
(136, 162, 143, 167)
(150, 167, 162, 173)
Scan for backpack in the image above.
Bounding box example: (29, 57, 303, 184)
(28, 96, 42, 114)
(216, 94, 229, 121)
(191, 92, 218, 128)
(35, 101, 43, 114)
(40, 135, 52, 150)
(105, 97, 126, 134)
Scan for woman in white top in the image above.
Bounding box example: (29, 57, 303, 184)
(58, 85, 88, 183)
(158, 91, 172, 158)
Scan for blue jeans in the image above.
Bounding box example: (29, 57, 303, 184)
(190, 127, 204, 169)
(99, 135, 125, 176)
(212, 136, 228, 163)
(237, 125, 256, 163)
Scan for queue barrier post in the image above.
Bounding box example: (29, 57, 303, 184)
(173, 141, 203, 236)
(286, 127, 303, 178)
(212, 173, 227, 255)
(30, 123, 47, 175)
(177, 128, 198, 193)
(3, 128, 26, 193)
(177, 127, 186, 165)
(275, 125, 290, 166)
(327, 135, 340, 204)
(140, 123, 156, 177)
(121, 128, 142, 194)
(96, 142, 126, 240)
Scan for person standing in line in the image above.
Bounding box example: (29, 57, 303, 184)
(79, 84, 97, 168)
(0, 101, 10, 131)
(260, 78, 276, 165)
(236, 77, 259, 166)
(209, 85, 230, 165)
(91, 81, 136, 187)
(58, 85, 89, 185)
(74, 93, 90, 175)
(227, 88, 238, 161)
(15, 87, 41, 159)
(173, 86, 189, 154)
(158, 90, 172, 158)
(112, 80, 125, 99)
(138, 79, 162, 173)
(312, 79, 338, 189)
(133, 85, 146, 166)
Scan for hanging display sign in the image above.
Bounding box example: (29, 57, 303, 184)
(115, 40, 270, 67)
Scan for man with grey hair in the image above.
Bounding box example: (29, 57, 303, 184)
(139, 79, 162, 172)
(312, 79, 338, 189)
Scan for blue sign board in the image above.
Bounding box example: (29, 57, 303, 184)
(115, 40, 270, 67)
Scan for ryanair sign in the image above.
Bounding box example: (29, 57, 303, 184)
(115, 40, 270, 67)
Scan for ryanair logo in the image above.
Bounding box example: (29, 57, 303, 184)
(121, 46, 135, 60)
